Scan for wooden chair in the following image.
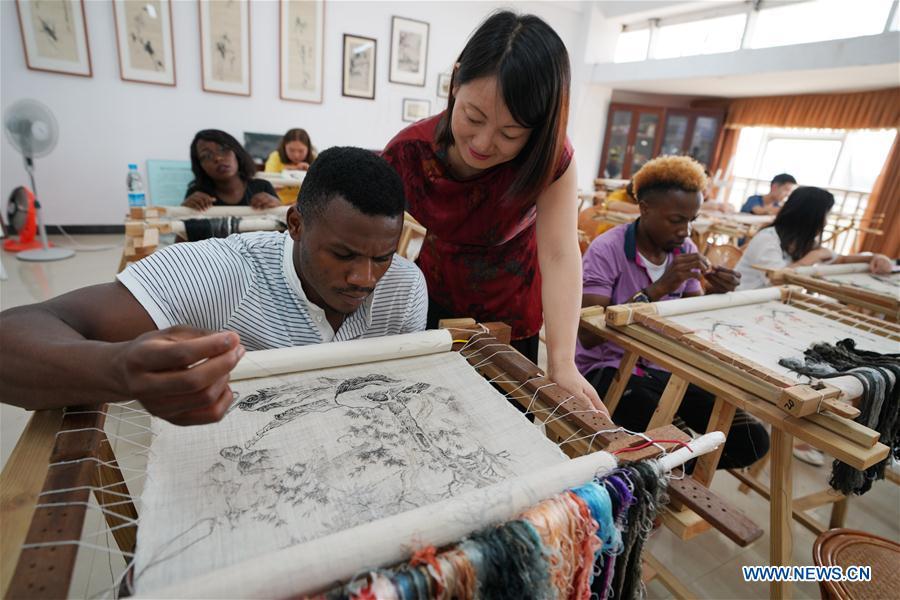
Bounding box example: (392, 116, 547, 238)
(813, 528, 900, 599)
(398, 213, 426, 261)
(577, 205, 609, 246)
(705, 244, 743, 269)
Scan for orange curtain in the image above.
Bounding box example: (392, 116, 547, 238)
(710, 128, 740, 175)
(857, 135, 900, 256)
(725, 88, 900, 130)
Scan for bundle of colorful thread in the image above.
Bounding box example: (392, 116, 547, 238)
(319, 461, 669, 600)
(780, 338, 900, 495)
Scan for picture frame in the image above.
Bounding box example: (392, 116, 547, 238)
(198, 0, 251, 96)
(15, 0, 92, 77)
(342, 34, 376, 100)
(279, 0, 325, 103)
(437, 72, 451, 98)
(402, 98, 430, 123)
(389, 16, 428, 87)
(112, 0, 176, 86)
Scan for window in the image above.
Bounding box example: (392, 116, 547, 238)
(830, 129, 897, 191)
(727, 127, 896, 206)
(613, 28, 649, 63)
(652, 13, 746, 59)
(610, 0, 897, 63)
(725, 127, 895, 252)
(749, 0, 894, 49)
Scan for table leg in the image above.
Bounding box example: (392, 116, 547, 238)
(770, 428, 794, 600)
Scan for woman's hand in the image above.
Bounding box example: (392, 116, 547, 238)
(798, 246, 835, 266)
(250, 193, 281, 210)
(547, 361, 609, 417)
(869, 254, 893, 274)
(183, 191, 215, 211)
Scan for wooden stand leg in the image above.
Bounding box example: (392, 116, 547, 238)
(829, 497, 849, 529)
(91, 436, 138, 555)
(603, 351, 638, 414)
(643, 552, 694, 599)
(647, 374, 689, 430)
(770, 428, 794, 600)
(693, 397, 737, 487)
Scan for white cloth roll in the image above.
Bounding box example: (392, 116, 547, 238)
(654, 287, 782, 317)
(230, 329, 453, 381)
(791, 263, 870, 276)
(163, 205, 291, 219)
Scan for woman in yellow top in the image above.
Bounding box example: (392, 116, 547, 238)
(264, 128, 317, 204)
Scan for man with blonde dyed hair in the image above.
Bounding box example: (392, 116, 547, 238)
(576, 155, 769, 470)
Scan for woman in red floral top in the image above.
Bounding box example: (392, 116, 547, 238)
(383, 11, 605, 413)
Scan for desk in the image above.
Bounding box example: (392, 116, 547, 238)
(768, 263, 899, 321)
(580, 287, 893, 599)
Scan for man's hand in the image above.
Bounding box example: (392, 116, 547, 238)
(250, 193, 281, 210)
(704, 265, 741, 294)
(646, 253, 710, 300)
(183, 192, 215, 211)
(114, 326, 244, 426)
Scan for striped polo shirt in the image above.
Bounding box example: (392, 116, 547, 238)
(117, 231, 428, 350)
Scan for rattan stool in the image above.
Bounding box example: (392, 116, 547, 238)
(813, 528, 900, 599)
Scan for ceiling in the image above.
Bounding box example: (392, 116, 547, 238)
(605, 63, 900, 97)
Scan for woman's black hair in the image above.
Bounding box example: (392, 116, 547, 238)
(770, 186, 835, 261)
(435, 11, 570, 201)
(277, 128, 317, 164)
(189, 129, 257, 189)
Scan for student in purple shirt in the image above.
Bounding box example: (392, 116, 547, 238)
(576, 156, 769, 469)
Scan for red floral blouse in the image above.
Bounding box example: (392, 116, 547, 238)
(382, 114, 573, 339)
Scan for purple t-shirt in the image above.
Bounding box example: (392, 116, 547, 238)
(575, 221, 702, 376)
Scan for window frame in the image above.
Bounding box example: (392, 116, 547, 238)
(612, 0, 898, 63)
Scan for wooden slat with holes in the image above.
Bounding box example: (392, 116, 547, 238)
(6, 408, 110, 599)
(0, 410, 65, 598)
(667, 477, 763, 547)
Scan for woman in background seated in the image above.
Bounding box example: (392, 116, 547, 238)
(183, 129, 280, 211)
(265, 128, 317, 204)
(735, 186, 892, 291)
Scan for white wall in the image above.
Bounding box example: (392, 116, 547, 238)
(0, 0, 588, 225)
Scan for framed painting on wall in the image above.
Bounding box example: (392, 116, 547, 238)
(402, 98, 430, 123)
(15, 0, 92, 77)
(342, 34, 376, 100)
(389, 16, 428, 87)
(280, 0, 324, 103)
(199, 0, 250, 96)
(112, 0, 176, 86)
(437, 72, 451, 98)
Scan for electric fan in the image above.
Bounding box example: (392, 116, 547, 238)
(3, 99, 73, 261)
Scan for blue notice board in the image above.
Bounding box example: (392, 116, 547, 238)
(147, 160, 194, 206)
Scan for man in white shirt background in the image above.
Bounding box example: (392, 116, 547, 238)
(0, 147, 427, 427)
